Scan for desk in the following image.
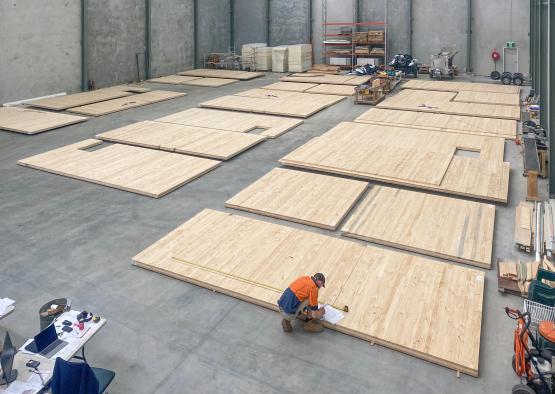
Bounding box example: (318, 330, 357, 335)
(0, 310, 106, 394)
(0, 306, 15, 321)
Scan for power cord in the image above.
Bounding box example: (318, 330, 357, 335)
(30, 366, 45, 386)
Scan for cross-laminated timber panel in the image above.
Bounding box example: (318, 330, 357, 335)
(226, 168, 368, 230)
(200, 89, 345, 118)
(178, 68, 265, 80)
(377, 89, 520, 120)
(17, 139, 220, 198)
(401, 79, 521, 94)
(354, 108, 517, 139)
(156, 108, 303, 139)
(96, 121, 266, 160)
(342, 186, 495, 268)
(132, 209, 485, 377)
(279, 122, 509, 203)
(0, 107, 87, 135)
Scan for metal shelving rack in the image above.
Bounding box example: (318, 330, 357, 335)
(322, 21, 387, 71)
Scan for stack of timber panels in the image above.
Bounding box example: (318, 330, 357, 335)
(241, 43, 267, 70)
(255, 47, 273, 71)
(288, 44, 312, 72)
(272, 46, 289, 72)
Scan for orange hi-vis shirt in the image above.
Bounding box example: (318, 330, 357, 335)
(278, 276, 319, 314)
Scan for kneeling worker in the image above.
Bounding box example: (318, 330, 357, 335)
(278, 273, 326, 333)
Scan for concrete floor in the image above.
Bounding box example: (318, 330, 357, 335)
(0, 73, 543, 393)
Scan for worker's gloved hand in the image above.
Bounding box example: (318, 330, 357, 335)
(318, 307, 326, 316)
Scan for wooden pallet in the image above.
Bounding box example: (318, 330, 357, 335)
(133, 209, 485, 377)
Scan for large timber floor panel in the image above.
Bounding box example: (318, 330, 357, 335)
(200, 89, 345, 118)
(0, 107, 87, 134)
(280, 74, 370, 85)
(341, 185, 495, 268)
(377, 89, 520, 120)
(147, 75, 201, 84)
(17, 139, 221, 198)
(96, 121, 266, 160)
(178, 69, 265, 80)
(28, 89, 134, 111)
(182, 78, 238, 87)
(355, 108, 517, 139)
(133, 209, 484, 377)
(67, 91, 186, 116)
(156, 108, 303, 138)
(401, 79, 521, 94)
(279, 121, 510, 202)
(225, 168, 368, 229)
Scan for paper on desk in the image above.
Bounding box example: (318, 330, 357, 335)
(0, 298, 15, 315)
(0, 380, 42, 393)
(318, 304, 344, 325)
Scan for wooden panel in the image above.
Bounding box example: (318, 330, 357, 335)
(178, 68, 265, 80)
(514, 201, 534, 249)
(226, 168, 368, 229)
(279, 121, 510, 202)
(17, 139, 221, 198)
(0, 107, 87, 135)
(342, 186, 495, 268)
(401, 79, 520, 94)
(182, 78, 238, 87)
(107, 85, 151, 93)
(67, 91, 186, 116)
(263, 82, 316, 92)
(29, 89, 134, 110)
(377, 89, 520, 120)
(148, 75, 201, 84)
(200, 89, 345, 118)
(281, 74, 370, 85)
(96, 121, 266, 160)
(306, 84, 356, 96)
(355, 108, 517, 139)
(133, 209, 484, 376)
(156, 108, 303, 139)
(454, 91, 520, 106)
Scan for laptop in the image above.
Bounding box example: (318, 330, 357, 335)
(24, 323, 68, 359)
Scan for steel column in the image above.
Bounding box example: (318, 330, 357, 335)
(230, 0, 235, 52)
(466, 0, 472, 72)
(194, 0, 199, 67)
(549, 0, 555, 195)
(81, 0, 88, 91)
(409, 0, 413, 54)
(145, 0, 151, 79)
(267, 0, 271, 45)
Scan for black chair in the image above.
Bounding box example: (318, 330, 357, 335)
(51, 357, 115, 394)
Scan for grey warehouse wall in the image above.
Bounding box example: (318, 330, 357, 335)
(0, 0, 81, 104)
(234, 0, 269, 51)
(86, 0, 147, 88)
(269, 0, 310, 46)
(196, 0, 231, 66)
(150, 0, 195, 77)
(472, 0, 529, 76)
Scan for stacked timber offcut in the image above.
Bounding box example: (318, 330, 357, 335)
(272, 46, 289, 72)
(242, 43, 266, 70)
(255, 47, 273, 71)
(288, 44, 312, 72)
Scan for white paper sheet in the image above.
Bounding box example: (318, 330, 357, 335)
(0, 298, 15, 315)
(318, 304, 344, 325)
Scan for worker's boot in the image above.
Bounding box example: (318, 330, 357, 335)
(303, 319, 324, 333)
(281, 319, 293, 333)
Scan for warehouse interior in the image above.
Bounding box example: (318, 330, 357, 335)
(0, 0, 554, 393)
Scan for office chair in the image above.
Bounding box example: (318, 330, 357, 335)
(51, 357, 115, 394)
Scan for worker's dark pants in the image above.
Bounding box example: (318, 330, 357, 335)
(279, 299, 308, 321)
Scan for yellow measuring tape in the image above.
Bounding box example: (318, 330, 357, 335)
(171, 256, 349, 312)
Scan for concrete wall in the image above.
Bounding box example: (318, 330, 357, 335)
(150, 0, 195, 77)
(412, 0, 469, 72)
(196, 0, 231, 66)
(472, 0, 530, 76)
(0, 0, 81, 104)
(86, 0, 146, 88)
(269, 0, 310, 46)
(234, 0, 268, 51)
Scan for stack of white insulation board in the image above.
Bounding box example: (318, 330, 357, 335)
(255, 47, 273, 71)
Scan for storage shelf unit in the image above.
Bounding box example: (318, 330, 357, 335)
(322, 21, 387, 71)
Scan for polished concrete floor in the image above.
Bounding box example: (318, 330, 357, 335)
(0, 73, 542, 393)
